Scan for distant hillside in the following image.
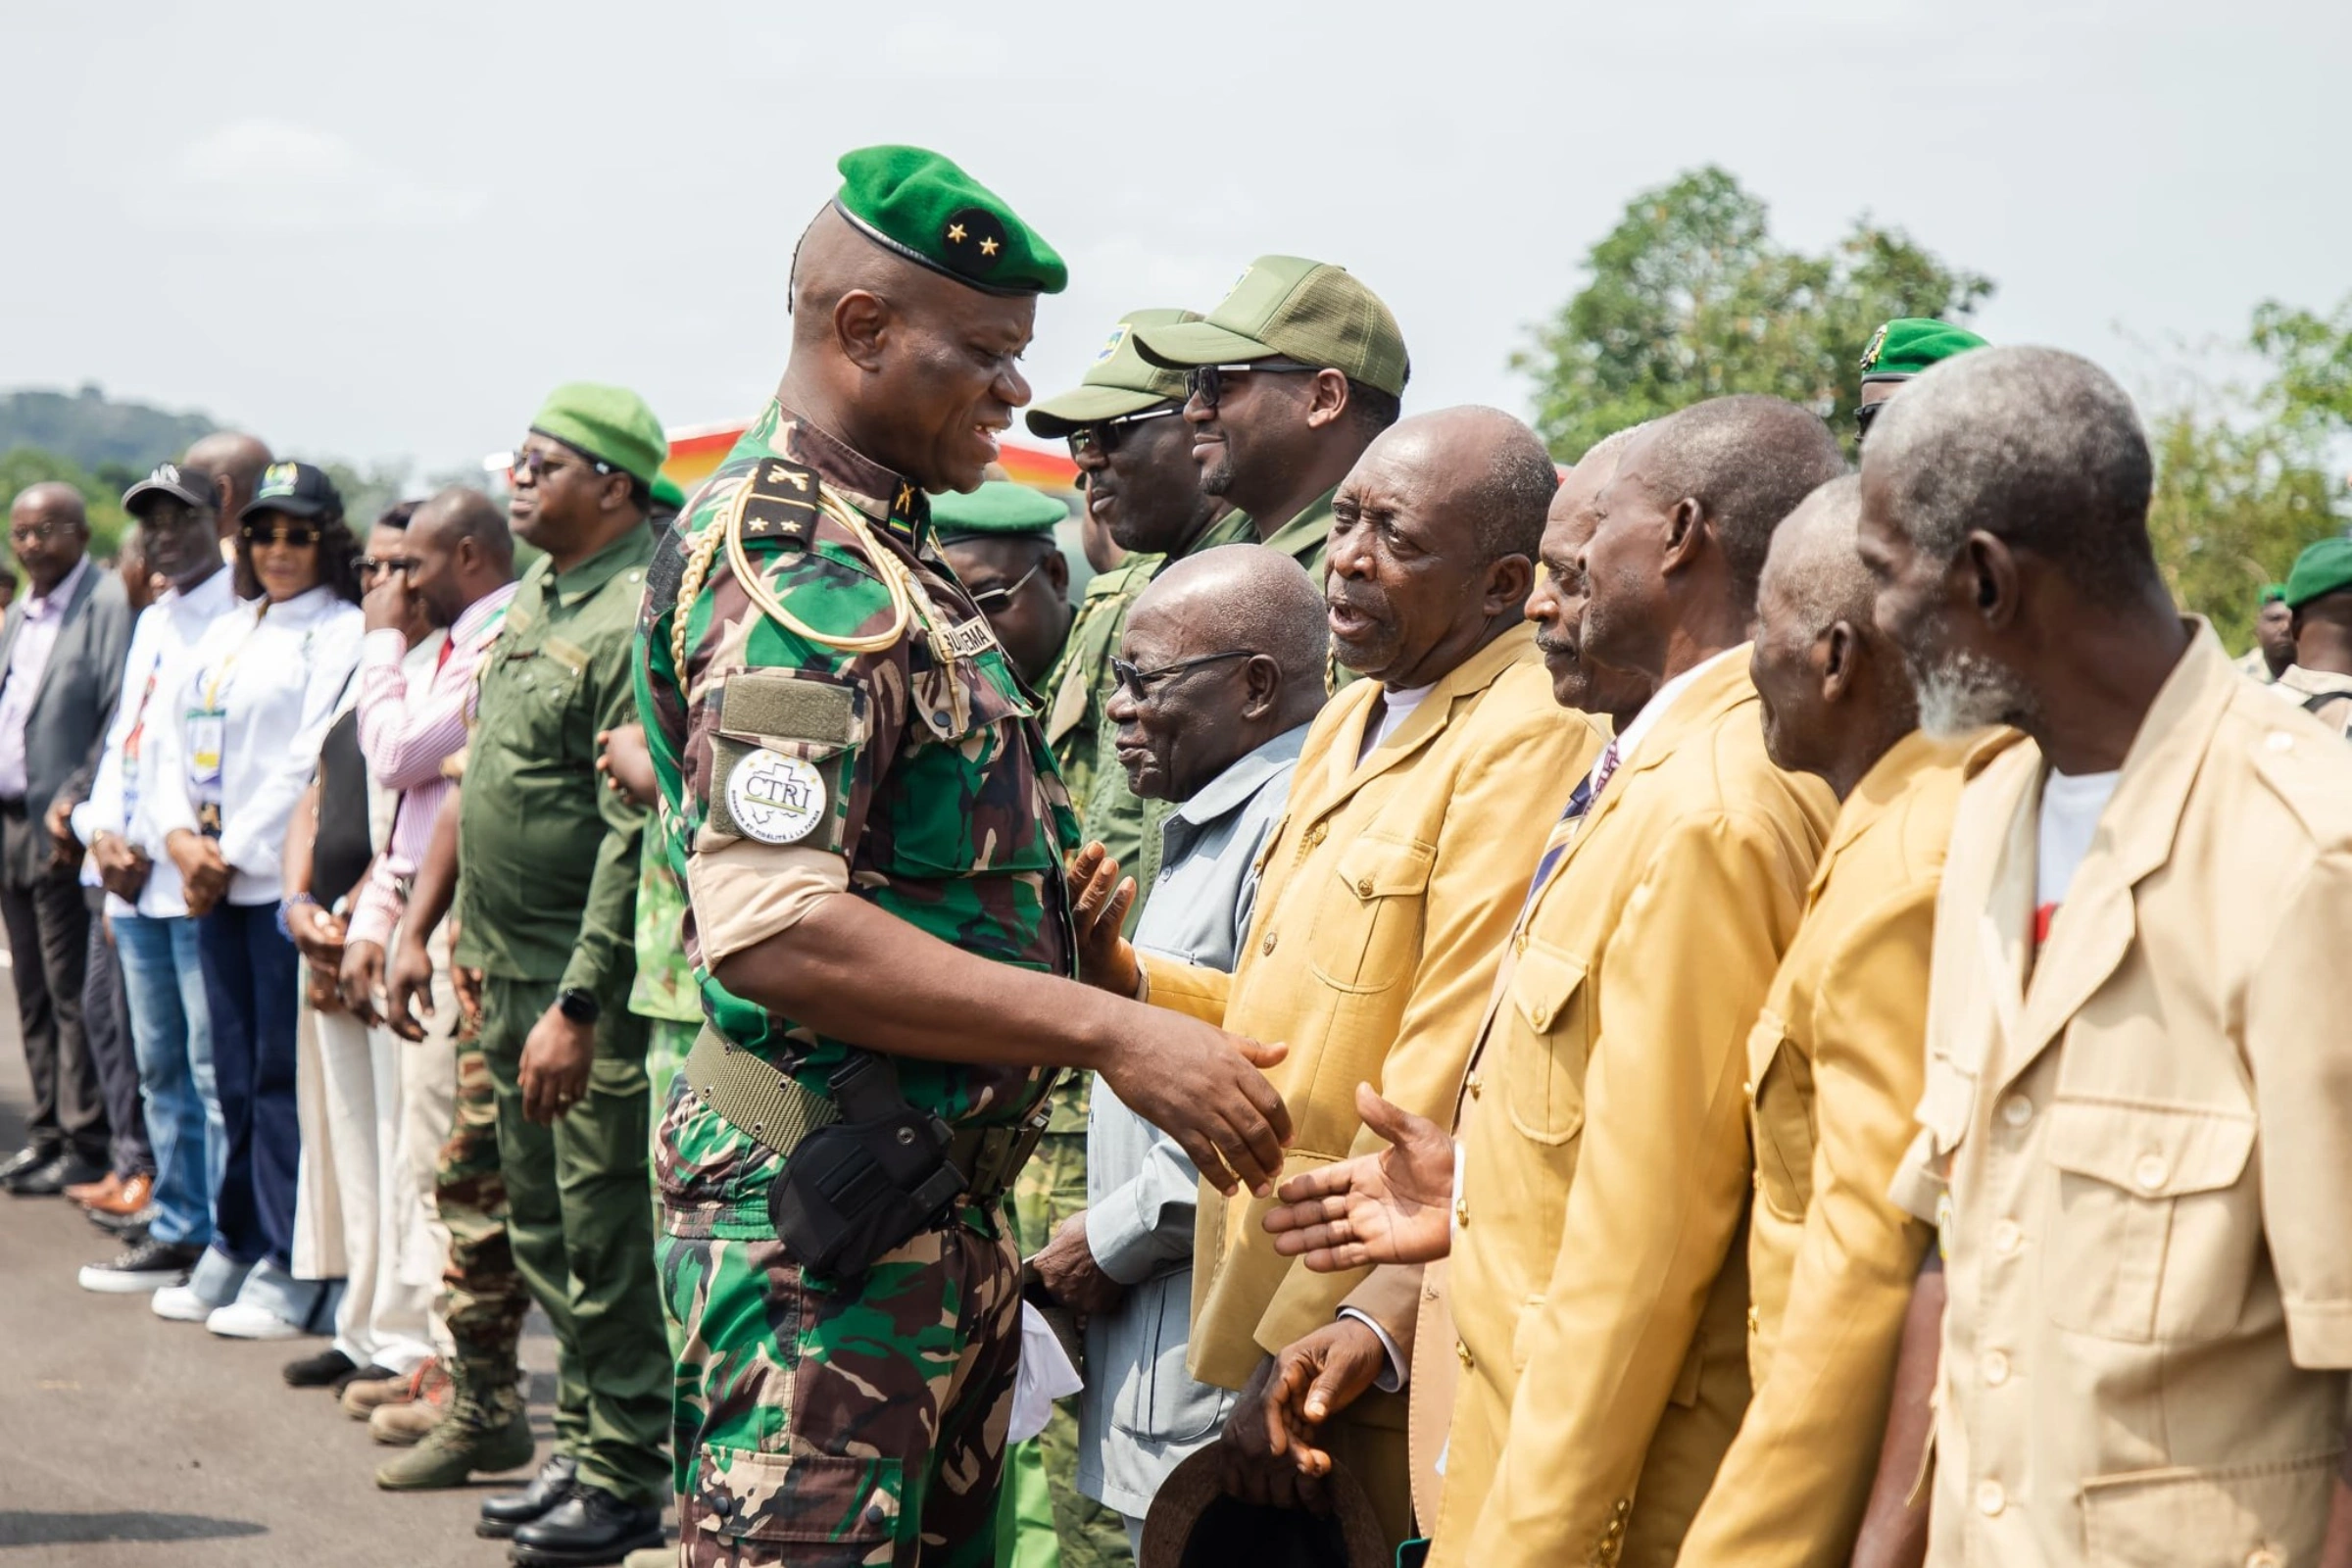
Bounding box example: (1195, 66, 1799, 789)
(0, 385, 220, 471)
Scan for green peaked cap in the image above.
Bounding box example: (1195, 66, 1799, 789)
(931, 480, 1068, 544)
(530, 382, 667, 486)
(2284, 538, 2352, 610)
(1132, 254, 1410, 397)
(1859, 318, 1990, 382)
(833, 145, 1067, 297)
(1026, 308, 1200, 437)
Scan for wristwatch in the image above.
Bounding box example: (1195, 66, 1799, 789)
(556, 987, 601, 1026)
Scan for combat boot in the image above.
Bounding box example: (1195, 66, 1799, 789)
(373, 1396, 533, 1491)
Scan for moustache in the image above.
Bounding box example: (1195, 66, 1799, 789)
(1326, 584, 1387, 620)
(1534, 630, 1581, 663)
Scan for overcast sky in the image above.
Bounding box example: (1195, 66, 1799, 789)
(5, 1, 2345, 476)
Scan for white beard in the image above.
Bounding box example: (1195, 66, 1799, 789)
(1912, 647, 2032, 738)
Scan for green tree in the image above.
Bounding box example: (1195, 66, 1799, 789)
(2145, 402, 2340, 653)
(1514, 167, 1993, 461)
(2252, 294, 2352, 437)
(0, 445, 132, 566)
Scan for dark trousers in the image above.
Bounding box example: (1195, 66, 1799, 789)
(196, 903, 302, 1271)
(0, 866, 105, 1164)
(82, 890, 151, 1179)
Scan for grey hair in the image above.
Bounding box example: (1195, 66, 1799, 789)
(1762, 475, 1874, 642)
(1863, 345, 2155, 605)
(1634, 395, 1846, 610)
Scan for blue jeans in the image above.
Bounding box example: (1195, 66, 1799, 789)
(115, 913, 215, 1250)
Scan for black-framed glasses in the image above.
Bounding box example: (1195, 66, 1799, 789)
(968, 558, 1048, 612)
(240, 521, 321, 550)
(1110, 649, 1255, 703)
(358, 555, 418, 580)
(1854, 398, 1889, 443)
(1183, 360, 1319, 411)
(7, 522, 64, 546)
(1065, 406, 1181, 462)
(512, 446, 614, 482)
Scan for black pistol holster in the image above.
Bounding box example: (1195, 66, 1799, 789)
(768, 1054, 966, 1281)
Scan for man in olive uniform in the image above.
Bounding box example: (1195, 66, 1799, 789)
(1131, 257, 1407, 590)
(632, 146, 1290, 1568)
(459, 383, 675, 1565)
(1854, 318, 1988, 448)
(2239, 582, 2294, 683)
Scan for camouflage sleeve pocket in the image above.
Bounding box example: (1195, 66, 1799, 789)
(688, 1444, 904, 1548)
(705, 670, 869, 854)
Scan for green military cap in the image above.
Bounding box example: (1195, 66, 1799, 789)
(1132, 255, 1410, 398)
(2284, 538, 2352, 610)
(931, 480, 1069, 546)
(2261, 582, 2288, 605)
(650, 473, 687, 512)
(530, 382, 667, 486)
(1025, 309, 1200, 438)
(833, 145, 1067, 297)
(1859, 318, 1990, 382)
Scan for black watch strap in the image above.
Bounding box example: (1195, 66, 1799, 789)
(557, 987, 601, 1025)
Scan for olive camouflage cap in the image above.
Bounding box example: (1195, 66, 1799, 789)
(1132, 255, 1410, 398)
(1025, 309, 1200, 438)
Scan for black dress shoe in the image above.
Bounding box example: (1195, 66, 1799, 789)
(11, 1152, 107, 1198)
(508, 1484, 662, 1567)
(282, 1347, 358, 1388)
(478, 1454, 579, 1539)
(0, 1144, 60, 1188)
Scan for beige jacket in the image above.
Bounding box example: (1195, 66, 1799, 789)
(1892, 626, 2352, 1566)
(1140, 623, 1605, 1396)
(1425, 652, 1836, 1568)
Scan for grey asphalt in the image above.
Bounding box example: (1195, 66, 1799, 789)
(0, 967, 583, 1567)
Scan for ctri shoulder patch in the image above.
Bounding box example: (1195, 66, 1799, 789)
(705, 668, 865, 854)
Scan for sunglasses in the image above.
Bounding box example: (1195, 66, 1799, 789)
(240, 522, 321, 550)
(1183, 360, 1320, 411)
(512, 446, 615, 482)
(1854, 398, 1889, 443)
(358, 555, 418, 580)
(1066, 406, 1181, 462)
(968, 557, 1049, 612)
(1110, 649, 1254, 703)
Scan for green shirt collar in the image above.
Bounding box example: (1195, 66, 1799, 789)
(544, 521, 656, 606)
(1255, 485, 1338, 569)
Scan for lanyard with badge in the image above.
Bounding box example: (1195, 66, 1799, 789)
(186, 602, 269, 790)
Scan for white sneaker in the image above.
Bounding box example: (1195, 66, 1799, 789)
(152, 1283, 214, 1322)
(205, 1300, 304, 1341)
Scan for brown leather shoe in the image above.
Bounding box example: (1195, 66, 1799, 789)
(86, 1173, 154, 1218)
(66, 1170, 123, 1207)
(344, 1357, 448, 1420)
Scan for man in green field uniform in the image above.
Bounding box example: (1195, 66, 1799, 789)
(461, 382, 674, 1565)
(632, 146, 1291, 1568)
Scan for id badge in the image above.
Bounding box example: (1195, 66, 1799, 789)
(186, 708, 226, 785)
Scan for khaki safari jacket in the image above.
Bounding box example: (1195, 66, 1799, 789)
(1677, 728, 2004, 1567)
(1140, 624, 1604, 1398)
(1891, 626, 2352, 1568)
(1426, 651, 1835, 1568)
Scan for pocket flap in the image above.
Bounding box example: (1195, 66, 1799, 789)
(1745, 1008, 1788, 1085)
(1510, 943, 1587, 1035)
(1335, 834, 1436, 902)
(690, 1445, 902, 1545)
(2046, 1100, 2256, 1198)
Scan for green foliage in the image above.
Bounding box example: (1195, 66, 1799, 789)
(0, 445, 132, 569)
(2252, 296, 2352, 437)
(1514, 167, 1993, 462)
(0, 385, 216, 473)
(2145, 402, 2341, 652)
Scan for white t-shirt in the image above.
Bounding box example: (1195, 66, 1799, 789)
(1355, 681, 1436, 765)
(2035, 767, 2120, 941)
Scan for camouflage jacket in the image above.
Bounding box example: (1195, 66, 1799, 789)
(634, 401, 1079, 1156)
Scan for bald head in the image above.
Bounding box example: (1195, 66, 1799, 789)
(10, 482, 84, 524)
(410, 486, 513, 562)
(1113, 545, 1328, 801)
(1369, 406, 1559, 563)
(1759, 476, 1874, 644)
(1625, 395, 1846, 608)
(406, 484, 516, 628)
(1863, 345, 2156, 607)
(9, 482, 91, 595)
(184, 431, 271, 535)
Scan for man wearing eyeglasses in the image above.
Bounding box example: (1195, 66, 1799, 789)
(1130, 257, 1409, 594)
(933, 480, 1074, 689)
(0, 482, 134, 1199)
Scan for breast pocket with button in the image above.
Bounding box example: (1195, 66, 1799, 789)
(2041, 1097, 2259, 1343)
(1306, 833, 1435, 995)
(1502, 938, 1589, 1147)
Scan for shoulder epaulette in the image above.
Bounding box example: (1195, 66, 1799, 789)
(736, 458, 822, 551)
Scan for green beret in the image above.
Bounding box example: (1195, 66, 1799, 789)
(1133, 254, 1410, 398)
(932, 480, 1068, 545)
(2284, 538, 2352, 610)
(1026, 309, 1199, 438)
(650, 473, 686, 512)
(1859, 318, 1990, 382)
(834, 145, 1066, 297)
(530, 382, 667, 486)
(2261, 582, 2288, 605)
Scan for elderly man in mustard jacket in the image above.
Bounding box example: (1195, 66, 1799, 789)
(1674, 476, 2005, 1567)
(1265, 395, 1845, 1568)
(1072, 405, 1603, 1548)
(1851, 349, 2352, 1567)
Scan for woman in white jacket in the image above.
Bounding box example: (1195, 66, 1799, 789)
(141, 462, 366, 1339)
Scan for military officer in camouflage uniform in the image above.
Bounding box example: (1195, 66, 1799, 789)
(633, 145, 1293, 1568)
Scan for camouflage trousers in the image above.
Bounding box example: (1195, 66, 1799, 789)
(662, 1206, 1023, 1567)
(1008, 1077, 1132, 1568)
(435, 1036, 529, 1419)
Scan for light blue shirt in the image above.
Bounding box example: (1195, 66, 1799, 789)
(1078, 721, 1308, 1519)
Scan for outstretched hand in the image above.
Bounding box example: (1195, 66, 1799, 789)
(1065, 842, 1139, 996)
(1262, 1083, 1457, 1270)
